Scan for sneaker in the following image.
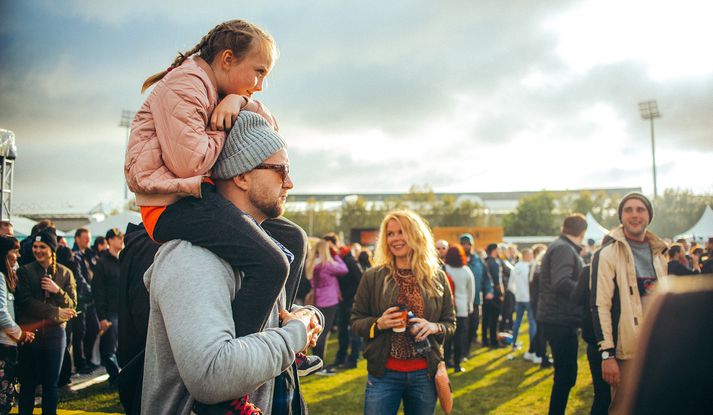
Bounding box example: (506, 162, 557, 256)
(523, 352, 535, 362)
(226, 395, 263, 415)
(315, 367, 336, 376)
(295, 353, 323, 377)
(532, 356, 543, 365)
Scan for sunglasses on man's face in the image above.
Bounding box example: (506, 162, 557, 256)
(253, 163, 290, 183)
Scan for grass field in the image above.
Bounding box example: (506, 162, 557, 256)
(58, 322, 595, 414)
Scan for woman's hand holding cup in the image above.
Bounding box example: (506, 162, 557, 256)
(377, 305, 409, 332)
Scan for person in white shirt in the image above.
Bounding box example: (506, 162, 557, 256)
(508, 249, 537, 361)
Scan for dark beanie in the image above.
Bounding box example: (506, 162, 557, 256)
(0, 236, 17, 253)
(33, 227, 58, 252)
(618, 192, 654, 224)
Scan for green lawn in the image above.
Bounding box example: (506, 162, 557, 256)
(59, 321, 595, 414)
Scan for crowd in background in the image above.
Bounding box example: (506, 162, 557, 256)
(0, 219, 123, 415)
(0, 209, 710, 414)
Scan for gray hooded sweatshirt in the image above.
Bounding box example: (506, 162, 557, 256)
(141, 240, 310, 415)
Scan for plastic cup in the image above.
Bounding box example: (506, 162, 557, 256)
(392, 305, 408, 333)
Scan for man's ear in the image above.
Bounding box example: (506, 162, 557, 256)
(232, 173, 250, 191)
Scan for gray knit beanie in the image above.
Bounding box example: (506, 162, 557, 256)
(212, 111, 286, 180)
(618, 192, 654, 224)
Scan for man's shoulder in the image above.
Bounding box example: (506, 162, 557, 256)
(154, 240, 228, 270)
(148, 240, 234, 289)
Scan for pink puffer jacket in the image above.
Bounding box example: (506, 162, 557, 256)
(124, 56, 225, 206)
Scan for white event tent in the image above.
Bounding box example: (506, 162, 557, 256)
(68, 211, 142, 239)
(584, 212, 609, 244)
(675, 206, 713, 242)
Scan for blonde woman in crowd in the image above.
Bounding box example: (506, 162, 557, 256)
(351, 210, 455, 415)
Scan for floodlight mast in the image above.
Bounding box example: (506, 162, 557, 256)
(638, 100, 661, 199)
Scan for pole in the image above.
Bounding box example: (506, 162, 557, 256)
(124, 126, 130, 200)
(649, 117, 658, 199)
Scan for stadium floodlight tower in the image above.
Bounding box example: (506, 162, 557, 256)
(119, 110, 136, 200)
(638, 100, 661, 199)
(0, 129, 17, 221)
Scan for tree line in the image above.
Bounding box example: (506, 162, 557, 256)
(281, 187, 713, 240)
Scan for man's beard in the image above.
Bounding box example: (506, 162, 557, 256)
(248, 187, 284, 219)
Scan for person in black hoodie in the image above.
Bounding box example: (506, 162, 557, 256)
(483, 244, 504, 348)
(537, 214, 587, 415)
(324, 233, 363, 370)
(92, 228, 124, 386)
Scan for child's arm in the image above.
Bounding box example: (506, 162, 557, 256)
(152, 82, 227, 179)
(210, 94, 279, 132)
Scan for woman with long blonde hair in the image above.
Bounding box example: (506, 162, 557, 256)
(351, 210, 455, 415)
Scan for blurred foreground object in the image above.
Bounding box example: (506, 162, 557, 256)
(619, 275, 713, 414)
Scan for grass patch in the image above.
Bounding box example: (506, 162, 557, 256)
(57, 321, 595, 414)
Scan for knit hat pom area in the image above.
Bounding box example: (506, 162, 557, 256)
(211, 111, 287, 180)
(617, 192, 654, 224)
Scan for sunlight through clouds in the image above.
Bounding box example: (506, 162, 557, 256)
(547, 0, 713, 79)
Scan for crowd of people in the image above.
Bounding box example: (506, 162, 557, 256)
(0, 220, 124, 415)
(2, 15, 712, 415)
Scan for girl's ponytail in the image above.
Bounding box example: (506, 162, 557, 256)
(140, 20, 276, 93)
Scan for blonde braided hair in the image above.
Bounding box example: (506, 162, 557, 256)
(50, 250, 57, 276)
(141, 19, 277, 93)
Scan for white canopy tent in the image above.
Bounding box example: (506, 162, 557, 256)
(68, 211, 142, 239)
(8, 216, 39, 237)
(675, 205, 713, 242)
(8, 216, 66, 237)
(584, 212, 609, 244)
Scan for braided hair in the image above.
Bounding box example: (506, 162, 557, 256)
(50, 250, 58, 277)
(141, 19, 277, 93)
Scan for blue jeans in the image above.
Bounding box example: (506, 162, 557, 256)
(364, 369, 436, 415)
(18, 325, 66, 415)
(512, 302, 536, 348)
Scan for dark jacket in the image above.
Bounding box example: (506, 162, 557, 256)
(485, 256, 504, 302)
(573, 264, 595, 344)
(350, 265, 456, 378)
(93, 250, 121, 321)
(667, 260, 699, 276)
(537, 235, 584, 327)
(57, 246, 92, 311)
(338, 251, 362, 304)
(15, 261, 77, 328)
(466, 254, 493, 305)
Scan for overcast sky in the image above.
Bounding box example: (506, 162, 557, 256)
(1, 0, 712, 212)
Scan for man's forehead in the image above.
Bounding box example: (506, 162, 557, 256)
(623, 198, 647, 209)
(264, 148, 288, 164)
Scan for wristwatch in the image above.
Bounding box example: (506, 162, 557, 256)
(601, 349, 615, 360)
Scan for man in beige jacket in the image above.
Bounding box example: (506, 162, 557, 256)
(590, 192, 667, 414)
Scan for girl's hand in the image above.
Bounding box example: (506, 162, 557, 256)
(41, 277, 60, 294)
(376, 306, 406, 330)
(408, 317, 440, 342)
(211, 94, 248, 131)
